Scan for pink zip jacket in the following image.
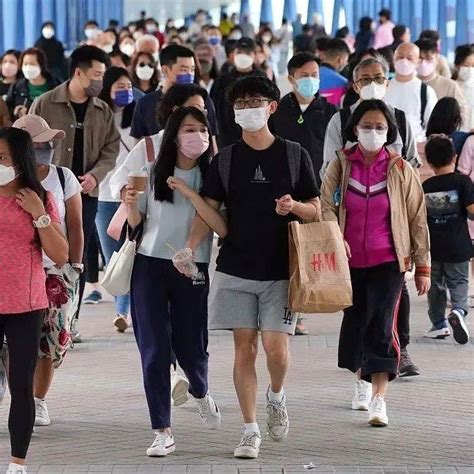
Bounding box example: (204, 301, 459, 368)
(344, 146, 398, 268)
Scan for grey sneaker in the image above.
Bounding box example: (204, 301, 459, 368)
(234, 432, 262, 459)
(265, 387, 289, 442)
(398, 349, 420, 377)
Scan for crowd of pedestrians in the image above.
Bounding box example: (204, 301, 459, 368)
(0, 7, 473, 473)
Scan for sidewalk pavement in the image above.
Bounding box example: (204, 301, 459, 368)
(0, 280, 473, 474)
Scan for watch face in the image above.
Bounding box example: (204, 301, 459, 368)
(35, 215, 51, 228)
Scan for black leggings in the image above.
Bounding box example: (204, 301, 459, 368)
(0, 311, 43, 459)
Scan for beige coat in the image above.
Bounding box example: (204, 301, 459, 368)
(29, 82, 120, 198)
(321, 146, 431, 276)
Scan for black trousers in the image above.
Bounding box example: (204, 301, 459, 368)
(75, 194, 98, 320)
(397, 282, 410, 349)
(338, 262, 404, 383)
(0, 311, 43, 459)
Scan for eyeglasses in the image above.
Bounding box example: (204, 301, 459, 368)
(138, 62, 153, 68)
(234, 98, 270, 110)
(355, 76, 386, 87)
(357, 125, 388, 135)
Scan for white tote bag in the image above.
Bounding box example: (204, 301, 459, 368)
(101, 239, 137, 296)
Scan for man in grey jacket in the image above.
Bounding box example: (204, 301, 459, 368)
(321, 56, 421, 179)
(320, 56, 421, 379)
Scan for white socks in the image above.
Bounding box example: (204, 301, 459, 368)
(268, 387, 284, 403)
(244, 422, 260, 435)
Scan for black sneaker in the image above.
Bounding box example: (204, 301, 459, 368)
(398, 348, 420, 377)
(448, 310, 470, 345)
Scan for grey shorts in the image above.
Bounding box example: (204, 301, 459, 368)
(208, 272, 296, 334)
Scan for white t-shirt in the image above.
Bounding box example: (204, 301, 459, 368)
(41, 165, 82, 268)
(98, 112, 137, 202)
(385, 77, 438, 141)
(109, 131, 163, 200)
(457, 80, 474, 131)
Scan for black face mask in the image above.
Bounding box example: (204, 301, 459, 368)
(35, 148, 54, 165)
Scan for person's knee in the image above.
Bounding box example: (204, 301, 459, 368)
(234, 335, 258, 363)
(263, 341, 290, 365)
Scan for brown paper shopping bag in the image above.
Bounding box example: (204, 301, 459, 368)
(288, 220, 352, 314)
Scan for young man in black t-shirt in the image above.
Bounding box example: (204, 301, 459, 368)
(423, 135, 473, 345)
(186, 76, 320, 458)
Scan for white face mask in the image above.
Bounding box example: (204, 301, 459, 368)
(102, 44, 114, 54)
(0, 164, 16, 186)
(357, 128, 387, 152)
(359, 82, 387, 100)
(120, 43, 135, 57)
(458, 66, 474, 83)
(234, 106, 269, 132)
(234, 54, 254, 71)
(229, 32, 242, 40)
(22, 65, 41, 80)
(85, 28, 98, 40)
(136, 65, 154, 80)
(42, 27, 54, 39)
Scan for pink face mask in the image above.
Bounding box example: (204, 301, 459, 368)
(178, 131, 209, 160)
(394, 58, 417, 76)
(417, 59, 436, 77)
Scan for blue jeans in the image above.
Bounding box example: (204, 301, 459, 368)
(96, 201, 130, 316)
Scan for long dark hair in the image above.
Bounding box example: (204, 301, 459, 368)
(152, 107, 211, 203)
(426, 97, 462, 137)
(0, 127, 45, 201)
(130, 51, 159, 92)
(99, 66, 135, 129)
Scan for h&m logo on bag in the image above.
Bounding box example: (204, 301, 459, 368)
(282, 307, 294, 325)
(311, 252, 336, 272)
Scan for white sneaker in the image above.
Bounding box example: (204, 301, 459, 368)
(195, 392, 221, 429)
(352, 380, 372, 411)
(448, 310, 470, 345)
(34, 398, 50, 426)
(234, 432, 262, 459)
(368, 394, 388, 427)
(171, 371, 189, 407)
(6, 463, 27, 474)
(265, 388, 289, 442)
(425, 326, 451, 339)
(146, 432, 176, 457)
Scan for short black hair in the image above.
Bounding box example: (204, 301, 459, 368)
(227, 75, 280, 104)
(42, 21, 55, 29)
(359, 17, 373, 32)
(335, 26, 349, 38)
(343, 99, 398, 145)
(287, 52, 317, 75)
(392, 24, 407, 41)
(314, 37, 330, 51)
(224, 39, 238, 57)
(302, 24, 312, 33)
(235, 37, 256, 52)
(414, 38, 438, 54)
(110, 50, 131, 67)
(324, 38, 351, 59)
(419, 29, 440, 43)
(426, 97, 462, 137)
(69, 45, 110, 78)
(159, 44, 194, 68)
(425, 135, 456, 168)
(454, 44, 474, 66)
(85, 20, 99, 28)
(379, 8, 391, 20)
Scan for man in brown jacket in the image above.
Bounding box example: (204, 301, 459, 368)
(30, 45, 120, 328)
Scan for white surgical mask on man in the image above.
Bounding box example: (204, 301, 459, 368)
(234, 107, 268, 132)
(359, 82, 387, 100)
(234, 54, 253, 71)
(42, 27, 54, 39)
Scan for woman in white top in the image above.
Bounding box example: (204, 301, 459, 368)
(454, 44, 474, 131)
(12, 114, 84, 428)
(96, 67, 137, 332)
(109, 84, 209, 201)
(125, 107, 226, 457)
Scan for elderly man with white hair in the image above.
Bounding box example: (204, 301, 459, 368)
(136, 34, 160, 62)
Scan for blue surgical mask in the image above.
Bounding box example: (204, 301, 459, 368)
(209, 36, 220, 46)
(176, 73, 195, 84)
(114, 89, 134, 107)
(296, 77, 320, 99)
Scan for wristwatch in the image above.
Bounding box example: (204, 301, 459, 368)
(71, 263, 85, 273)
(32, 214, 51, 229)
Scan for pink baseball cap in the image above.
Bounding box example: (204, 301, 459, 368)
(12, 115, 65, 142)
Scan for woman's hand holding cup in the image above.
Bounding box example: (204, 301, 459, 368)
(124, 185, 139, 209)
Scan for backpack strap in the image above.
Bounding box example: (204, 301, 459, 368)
(144, 136, 155, 163)
(420, 82, 427, 128)
(339, 107, 352, 148)
(394, 108, 407, 158)
(217, 144, 234, 196)
(285, 140, 302, 191)
(57, 166, 66, 195)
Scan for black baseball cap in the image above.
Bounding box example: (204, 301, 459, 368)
(235, 37, 256, 52)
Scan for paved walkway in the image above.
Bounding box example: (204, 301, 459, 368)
(1, 280, 473, 474)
